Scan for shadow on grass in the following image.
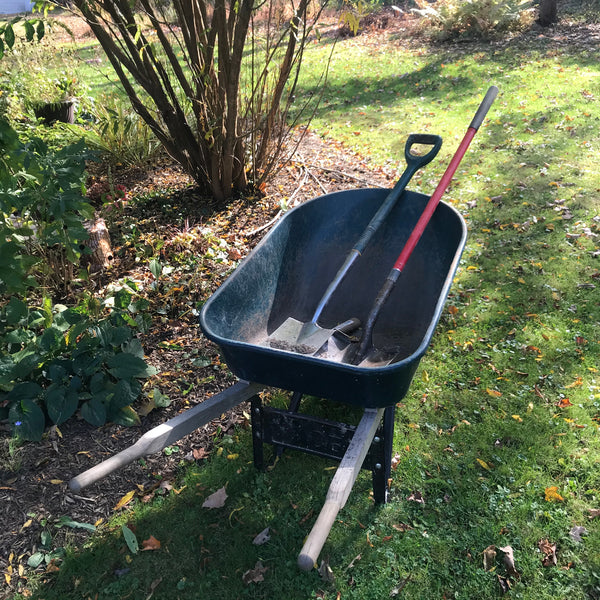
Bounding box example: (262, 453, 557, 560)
(28, 437, 380, 600)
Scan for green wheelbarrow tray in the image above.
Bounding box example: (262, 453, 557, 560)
(200, 188, 467, 408)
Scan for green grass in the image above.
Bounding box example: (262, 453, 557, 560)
(11, 14, 600, 600)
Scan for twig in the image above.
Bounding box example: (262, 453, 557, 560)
(306, 163, 388, 188)
(306, 166, 329, 195)
(245, 210, 283, 238)
(297, 152, 328, 195)
(287, 167, 310, 205)
(70, 493, 98, 503)
(390, 574, 412, 596)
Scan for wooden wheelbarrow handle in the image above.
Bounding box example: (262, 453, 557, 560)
(69, 380, 265, 492)
(297, 407, 385, 571)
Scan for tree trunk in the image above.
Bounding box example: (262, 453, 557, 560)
(538, 0, 558, 26)
(70, 0, 329, 202)
(83, 216, 112, 272)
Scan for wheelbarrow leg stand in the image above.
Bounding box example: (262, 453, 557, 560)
(250, 393, 266, 470)
(249, 393, 395, 503)
(371, 405, 395, 503)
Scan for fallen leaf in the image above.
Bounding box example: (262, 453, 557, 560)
(50, 479, 64, 485)
(483, 545, 497, 571)
(569, 526, 587, 543)
(544, 486, 564, 502)
(498, 546, 520, 579)
(146, 577, 162, 600)
(557, 398, 573, 408)
(141, 535, 161, 551)
(299, 509, 314, 525)
(497, 574, 511, 594)
(318, 557, 335, 583)
(137, 399, 156, 417)
(538, 539, 557, 566)
(192, 448, 209, 460)
(565, 376, 583, 388)
(242, 561, 267, 585)
(346, 554, 362, 569)
(407, 491, 425, 504)
(202, 486, 227, 509)
(45, 559, 60, 573)
(114, 490, 136, 511)
(392, 523, 413, 533)
(486, 388, 502, 397)
(476, 458, 493, 471)
(252, 527, 270, 545)
(121, 525, 139, 554)
(588, 508, 600, 519)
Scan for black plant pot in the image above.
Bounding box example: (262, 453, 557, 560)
(33, 99, 75, 124)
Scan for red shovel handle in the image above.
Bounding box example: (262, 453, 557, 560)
(350, 86, 498, 365)
(394, 86, 498, 273)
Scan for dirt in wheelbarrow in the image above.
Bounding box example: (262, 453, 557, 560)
(0, 126, 398, 595)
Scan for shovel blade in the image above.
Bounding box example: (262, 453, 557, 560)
(266, 318, 333, 354)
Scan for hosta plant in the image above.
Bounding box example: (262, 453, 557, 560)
(0, 292, 157, 442)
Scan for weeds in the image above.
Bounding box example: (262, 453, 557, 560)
(411, 0, 535, 40)
(78, 94, 162, 168)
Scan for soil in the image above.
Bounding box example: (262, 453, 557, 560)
(2, 6, 598, 597)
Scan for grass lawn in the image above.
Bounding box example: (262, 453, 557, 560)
(11, 11, 600, 600)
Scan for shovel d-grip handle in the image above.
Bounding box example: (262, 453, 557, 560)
(309, 133, 442, 325)
(352, 133, 442, 256)
(297, 407, 384, 571)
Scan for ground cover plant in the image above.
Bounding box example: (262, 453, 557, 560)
(2, 5, 600, 600)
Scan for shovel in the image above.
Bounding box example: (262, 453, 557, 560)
(266, 133, 443, 355)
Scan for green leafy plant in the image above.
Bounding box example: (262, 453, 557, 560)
(0, 292, 157, 442)
(0, 11, 47, 60)
(0, 119, 157, 442)
(0, 29, 85, 124)
(0, 117, 93, 295)
(27, 530, 64, 570)
(79, 94, 162, 168)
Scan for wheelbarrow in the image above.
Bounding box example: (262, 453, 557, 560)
(70, 188, 466, 570)
(199, 187, 466, 407)
(70, 87, 496, 572)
